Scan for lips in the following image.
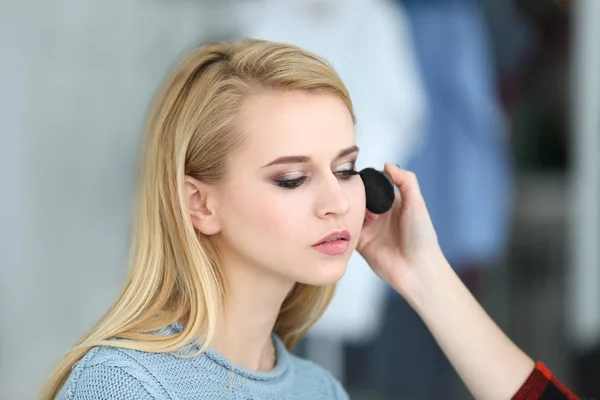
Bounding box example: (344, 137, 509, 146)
(313, 230, 351, 246)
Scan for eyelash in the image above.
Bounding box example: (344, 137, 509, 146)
(275, 168, 359, 189)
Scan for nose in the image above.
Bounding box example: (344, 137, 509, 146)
(315, 174, 351, 218)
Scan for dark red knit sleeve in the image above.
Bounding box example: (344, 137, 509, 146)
(511, 361, 580, 400)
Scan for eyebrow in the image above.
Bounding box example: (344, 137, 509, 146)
(261, 145, 360, 168)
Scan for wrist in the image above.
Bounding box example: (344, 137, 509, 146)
(396, 251, 457, 313)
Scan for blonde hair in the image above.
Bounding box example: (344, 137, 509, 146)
(40, 38, 356, 399)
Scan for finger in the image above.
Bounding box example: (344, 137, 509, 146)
(384, 163, 423, 205)
(365, 210, 380, 221)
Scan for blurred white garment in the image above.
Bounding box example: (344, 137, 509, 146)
(238, 0, 426, 343)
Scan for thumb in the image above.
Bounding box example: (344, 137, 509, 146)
(383, 163, 423, 206)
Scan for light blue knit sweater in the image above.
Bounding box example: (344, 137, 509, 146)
(56, 322, 349, 399)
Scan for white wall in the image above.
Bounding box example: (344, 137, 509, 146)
(0, 1, 238, 398)
(569, 0, 600, 351)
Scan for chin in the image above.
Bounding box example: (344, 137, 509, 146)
(296, 259, 348, 286)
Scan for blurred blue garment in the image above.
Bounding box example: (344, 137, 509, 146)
(370, 0, 514, 398)
(400, 0, 513, 272)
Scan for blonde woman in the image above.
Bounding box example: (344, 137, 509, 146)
(42, 39, 579, 400)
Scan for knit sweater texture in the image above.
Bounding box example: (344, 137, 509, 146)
(56, 322, 349, 399)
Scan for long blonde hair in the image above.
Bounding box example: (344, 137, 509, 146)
(40, 38, 356, 399)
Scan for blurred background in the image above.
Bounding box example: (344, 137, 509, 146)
(1, 0, 599, 399)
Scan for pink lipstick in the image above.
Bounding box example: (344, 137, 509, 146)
(312, 230, 351, 255)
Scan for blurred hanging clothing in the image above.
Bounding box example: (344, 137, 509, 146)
(237, 0, 426, 345)
(370, 0, 514, 398)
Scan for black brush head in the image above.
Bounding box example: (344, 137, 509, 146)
(359, 167, 395, 214)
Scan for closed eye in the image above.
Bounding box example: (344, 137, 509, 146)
(275, 169, 358, 189)
(275, 176, 307, 189)
(335, 169, 359, 180)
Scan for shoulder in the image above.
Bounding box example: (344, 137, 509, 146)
(287, 353, 350, 400)
(57, 345, 168, 400)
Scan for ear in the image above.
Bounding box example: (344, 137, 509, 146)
(184, 175, 221, 236)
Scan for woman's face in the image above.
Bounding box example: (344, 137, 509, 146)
(209, 90, 366, 287)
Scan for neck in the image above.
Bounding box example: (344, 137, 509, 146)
(205, 258, 294, 372)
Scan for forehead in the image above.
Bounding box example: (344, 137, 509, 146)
(234, 90, 355, 163)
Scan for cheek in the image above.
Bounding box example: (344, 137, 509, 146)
(347, 179, 366, 225)
(222, 185, 306, 240)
